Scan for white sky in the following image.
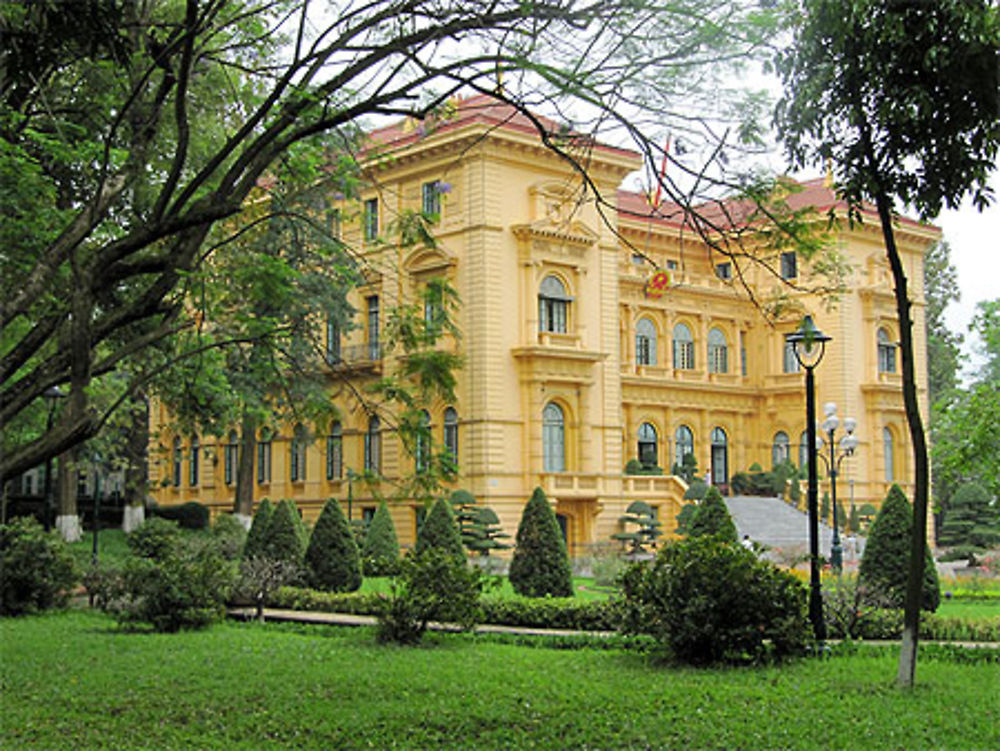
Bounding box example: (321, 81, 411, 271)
(934, 169, 1000, 376)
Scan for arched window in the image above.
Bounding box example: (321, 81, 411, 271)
(257, 428, 272, 484)
(772, 431, 790, 467)
(538, 275, 570, 334)
(883, 427, 895, 482)
(326, 422, 342, 481)
(224, 430, 238, 485)
(711, 427, 728, 486)
(290, 424, 307, 483)
(172, 437, 182, 487)
(637, 422, 658, 469)
(542, 402, 566, 472)
(636, 318, 657, 366)
(798, 430, 809, 470)
(672, 323, 695, 369)
(415, 410, 431, 473)
(784, 341, 801, 373)
(878, 328, 896, 373)
(365, 416, 381, 473)
(707, 327, 728, 374)
(189, 436, 199, 487)
(443, 407, 459, 465)
(674, 425, 694, 468)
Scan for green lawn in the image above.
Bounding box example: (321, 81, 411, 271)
(2, 610, 998, 750)
(936, 597, 1000, 621)
(359, 574, 611, 601)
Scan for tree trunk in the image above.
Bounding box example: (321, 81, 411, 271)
(871, 191, 930, 690)
(55, 450, 81, 542)
(122, 393, 149, 533)
(234, 411, 257, 518)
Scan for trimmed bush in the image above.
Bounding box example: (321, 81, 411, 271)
(212, 513, 248, 561)
(262, 500, 307, 567)
(683, 479, 709, 501)
(509, 487, 573, 598)
(687, 487, 738, 543)
(96, 528, 236, 632)
(730, 471, 782, 497)
(376, 548, 483, 645)
(620, 537, 809, 665)
(0, 517, 78, 616)
(153, 501, 210, 530)
(674, 503, 698, 536)
(243, 498, 275, 561)
(414, 497, 465, 561)
(858, 484, 941, 612)
(361, 501, 400, 576)
(305, 499, 362, 592)
(127, 517, 182, 559)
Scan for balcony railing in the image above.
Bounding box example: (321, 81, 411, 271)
(326, 342, 384, 367)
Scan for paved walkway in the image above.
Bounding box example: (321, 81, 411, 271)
(227, 607, 616, 637)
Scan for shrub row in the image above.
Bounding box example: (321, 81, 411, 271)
(824, 609, 1000, 642)
(268, 585, 620, 631)
(151, 501, 210, 530)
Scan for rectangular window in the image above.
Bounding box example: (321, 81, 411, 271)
(666, 260, 679, 270)
(878, 343, 897, 373)
(715, 262, 732, 280)
(362, 506, 377, 526)
(189, 443, 199, 487)
(740, 333, 747, 376)
(367, 296, 380, 359)
(257, 441, 271, 484)
(539, 298, 568, 334)
(708, 344, 728, 374)
(326, 435, 342, 480)
(781, 251, 797, 280)
(422, 180, 441, 217)
(364, 198, 379, 242)
(673, 341, 695, 370)
(327, 207, 341, 240)
(325, 317, 340, 365)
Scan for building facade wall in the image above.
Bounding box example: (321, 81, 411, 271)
(149, 99, 938, 554)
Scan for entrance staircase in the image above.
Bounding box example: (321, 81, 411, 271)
(724, 495, 864, 563)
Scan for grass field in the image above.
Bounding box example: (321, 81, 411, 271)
(2, 610, 998, 750)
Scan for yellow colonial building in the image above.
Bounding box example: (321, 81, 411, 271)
(149, 95, 938, 555)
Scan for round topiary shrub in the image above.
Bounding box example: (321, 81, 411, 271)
(859, 484, 940, 612)
(414, 497, 465, 561)
(508, 487, 573, 598)
(687, 487, 738, 543)
(0, 517, 78, 616)
(305, 499, 362, 592)
(243, 498, 274, 561)
(362, 501, 400, 576)
(620, 536, 809, 665)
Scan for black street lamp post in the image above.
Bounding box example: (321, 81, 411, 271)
(41, 386, 67, 532)
(786, 316, 830, 643)
(817, 403, 858, 573)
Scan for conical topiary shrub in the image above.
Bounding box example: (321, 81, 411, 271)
(305, 499, 362, 592)
(262, 500, 306, 567)
(859, 484, 940, 612)
(687, 486, 738, 543)
(508, 487, 573, 598)
(243, 498, 274, 560)
(414, 497, 465, 561)
(361, 501, 400, 575)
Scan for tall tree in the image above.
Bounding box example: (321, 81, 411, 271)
(775, 0, 1000, 687)
(923, 240, 964, 404)
(1, 0, 798, 485)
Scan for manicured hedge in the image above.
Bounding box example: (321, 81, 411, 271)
(152, 501, 210, 530)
